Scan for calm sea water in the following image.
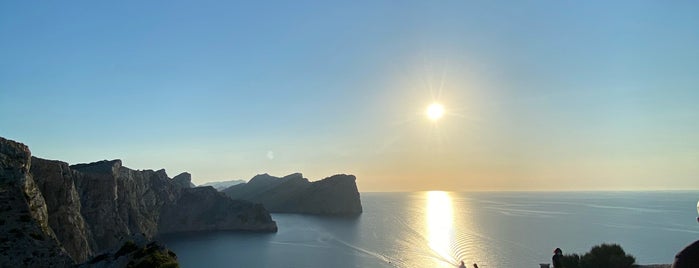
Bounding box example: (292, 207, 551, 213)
(160, 191, 699, 267)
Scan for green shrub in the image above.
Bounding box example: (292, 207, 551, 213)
(560, 253, 580, 268)
(131, 250, 178, 268)
(560, 243, 635, 268)
(580, 243, 635, 268)
(116, 240, 140, 257)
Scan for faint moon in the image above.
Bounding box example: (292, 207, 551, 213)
(267, 151, 274, 160)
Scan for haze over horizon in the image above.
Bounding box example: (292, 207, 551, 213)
(2, 1, 698, 191)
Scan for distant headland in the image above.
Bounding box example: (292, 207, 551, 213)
(222, 173, 363, 215)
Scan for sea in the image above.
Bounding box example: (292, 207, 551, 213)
(159, 191, 699, 268)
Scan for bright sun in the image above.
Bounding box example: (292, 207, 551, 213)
(426, 103, 445, 121)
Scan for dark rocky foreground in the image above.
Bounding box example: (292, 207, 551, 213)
(222, 173, 363, 215)
(0, 136, 277, 267)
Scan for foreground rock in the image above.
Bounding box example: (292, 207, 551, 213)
(0, 137, 73, 267)
(0, 136, 277, 266)
(222, 173, 362, 215)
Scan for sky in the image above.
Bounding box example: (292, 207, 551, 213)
(1, 1, 698, 191)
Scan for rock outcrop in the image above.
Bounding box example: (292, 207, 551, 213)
(0, 137, 73, 267)
(222, 173, 362, 215)
(172, 172, 195, 189)
(0, 136, 277, 267)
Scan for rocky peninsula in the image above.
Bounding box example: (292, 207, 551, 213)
(222, 173, 363, 215)
(0, 137, 277, 267)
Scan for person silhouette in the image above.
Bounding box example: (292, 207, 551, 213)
(458, 261, 466, 268)
(552, 248, 563, 268)
(670, 214, 699, 267)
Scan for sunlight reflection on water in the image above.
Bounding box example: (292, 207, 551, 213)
(426, 191, 458, 267)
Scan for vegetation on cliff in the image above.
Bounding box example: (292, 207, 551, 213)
(560, 243, 636, 268)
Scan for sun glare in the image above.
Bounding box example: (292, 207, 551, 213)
(426, 191, 456, 266)
(427, 103, 445, 121)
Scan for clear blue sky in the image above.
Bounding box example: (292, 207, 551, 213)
(1, 1, 698, 191)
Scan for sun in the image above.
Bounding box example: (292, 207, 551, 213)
(426, 103, 445, 121)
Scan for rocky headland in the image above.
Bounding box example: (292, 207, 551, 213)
(0, 136, 277, 267)
(222, 173, 363, 215)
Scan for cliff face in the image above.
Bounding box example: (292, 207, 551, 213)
(30, 157, 95, 263)
(69, 159, 277, 251)
(223, 173, 362, 215)
(0, 136, 277, 266)
(294, 174, 363, 215)
(0, 137, 73, 267)
(70, 161, 179, 251)
(159, 186, 277, 233)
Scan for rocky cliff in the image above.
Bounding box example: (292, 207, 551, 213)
(0, 136, 277, 266)
(159, 186, 277, 233)
(69, 160, 178, 251)
(222, 173, 362, 215)
(0, 137, 74, 267)
(30, 157, 95, 262)
(172, 172, 195, 189)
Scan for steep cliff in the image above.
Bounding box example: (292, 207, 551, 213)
(223, 173, 362, 215)
(0, 136, 277, 267)
(0, 137, 73, 267)
(159, 186, 277, 233)
(71, 161, 177, 250)
(30, 157, 95, 263)
(70, 159, 277, 251)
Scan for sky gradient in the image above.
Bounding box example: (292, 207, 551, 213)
(1, 1, 698, 191)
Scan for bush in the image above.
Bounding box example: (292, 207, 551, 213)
(131, 250, 179, 268)
(116, 240, 140, 257)
(560, 253, 580, 268)
(579, 244, 635, 268)
(560, 243, 635, 268)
